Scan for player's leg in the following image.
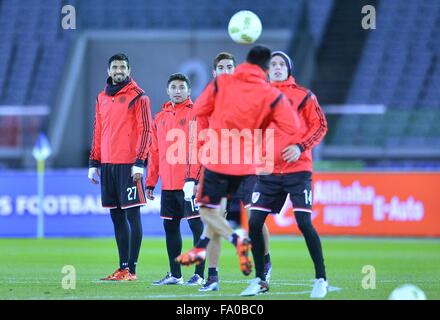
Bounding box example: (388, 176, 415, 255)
(199, 207, 234, 243)
(240, 175, 272, 280)
(287, 171, 327, 298)
(248, 176, 281, 284)
(110, 208, 130, 272)
(186, 217, 205, 284)
(243, 174, 284, 295)
(99, 164, 131, 281)
(117, 164, 146, 280)
(153, 191, 184, 285)
(241, 207, 272, 296)
(294, 211, 326, 280)
(206, 234, 221, 271)
(261, 220, 272, 279)
(245, 206, 272, 281)
(125, 206, 142, 277)
(225, 197, 241, 229)
(198, 204, 252, 276)
(180, 169, 234, 246)
(200, 233, 221, 291)
(163, 217, 183, 279)
(176, 169, 252, 276)
(241, 208, 271, 296)
(184, 194, 205, 285)
(248, 209, 269, 282)
(200, 198, 227, 291)
(294, 210, 327, 298)
(207, 198, 227, 268)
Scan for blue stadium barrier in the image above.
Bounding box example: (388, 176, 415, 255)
(0, 169, 193, 237)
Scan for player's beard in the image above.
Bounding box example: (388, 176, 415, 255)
(113, 74, 127, 84)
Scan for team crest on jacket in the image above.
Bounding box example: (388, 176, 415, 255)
(178, 118, 186, 126)
(119, 96, 126, 103)
(252, 192, 260, 203)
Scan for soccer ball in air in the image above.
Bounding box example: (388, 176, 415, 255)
(228, 10, 262, 44)
(388, 284, 427, 300)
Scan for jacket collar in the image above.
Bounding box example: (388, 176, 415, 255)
(270, 76, 297, 88)
(105, 77, 139, 96)
(233, 63, 269, 83)
(162, 98, 193, 112)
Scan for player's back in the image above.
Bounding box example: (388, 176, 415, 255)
(209, 63, 281, 132)
(194, 62, 298, 176)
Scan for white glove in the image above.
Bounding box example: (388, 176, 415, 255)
(131, 165, 144, 177)
(183, 181, 195, 201)
(88, 167, 99, 184)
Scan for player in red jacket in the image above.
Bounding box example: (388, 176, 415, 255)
(88, 53, 152, 281)
(197, 52, 272, 293)
(146, 73, 205, 286)
(244, 51, 329, 297)
(176, 46, 302, 292)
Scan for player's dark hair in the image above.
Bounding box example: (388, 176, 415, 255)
(108, 53, 130, 69)
(213, 52, 236, 69)
(167, 73, 191, 88)
(246, 45, 271, 71)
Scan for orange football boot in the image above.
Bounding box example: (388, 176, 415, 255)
(236, 237, 253, 276)
(175, 247, 206, 266)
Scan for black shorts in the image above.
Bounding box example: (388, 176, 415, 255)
(160, 190, 200, 220)
(100, 164, 147, 209)
(249, 171, 313, 214)
(197, 168, 246, 208)
(228, 175, 257, 210)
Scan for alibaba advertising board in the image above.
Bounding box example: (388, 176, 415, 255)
(261, 173, 440, 237)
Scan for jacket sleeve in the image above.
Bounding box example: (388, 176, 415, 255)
(134, 95, 153, 167)
(297, 93, 328, 152)
(89, 97, 102, 167)
(146, 119, 159, 189)
(193, 80, 216, 118)
(185, 114, 209, 182)
(269, 92, 302, 143)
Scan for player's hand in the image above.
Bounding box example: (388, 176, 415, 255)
(88, 167, 100, 184)
(133, 173, 142, 182)
(183, 181, 195, 201)
(282, 144, 301, 163)
(146, 188, 155, 200)
(131, 166, 144, 182)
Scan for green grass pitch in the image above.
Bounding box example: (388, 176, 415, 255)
(1, 237, 439, 300)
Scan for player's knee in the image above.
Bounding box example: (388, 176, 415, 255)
(126, 210, 141, 224)
(110, 209, 126, 224)
(249, 214, 265, 235)
(188, 218, 203, 234)
(163, 219, 180, 233)
(295, 211, 313, 232)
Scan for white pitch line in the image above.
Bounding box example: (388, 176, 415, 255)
(222, 279, 316, 284)
(20, 286, 342, 300)
(33, 291, 311, 299)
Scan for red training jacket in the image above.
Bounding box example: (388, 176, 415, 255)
(194, 63, 302, 176)
(89, 78, 152, 166)
(146, 98, 207, 190)
(269, 76, 328, 173)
